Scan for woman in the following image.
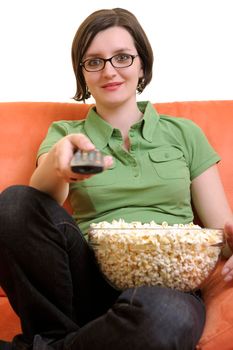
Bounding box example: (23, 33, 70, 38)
(0, 8, 233, 350)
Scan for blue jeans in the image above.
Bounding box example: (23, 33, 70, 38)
(0, 186, 205, 350)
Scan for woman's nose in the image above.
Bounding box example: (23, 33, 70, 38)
(102, 61, 117, 75)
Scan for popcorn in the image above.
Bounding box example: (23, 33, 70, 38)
(88, 220, 224, 292)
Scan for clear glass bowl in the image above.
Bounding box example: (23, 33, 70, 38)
(88, 224, 224, 292)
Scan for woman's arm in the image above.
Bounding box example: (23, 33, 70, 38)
(29, 149, 70, 205)
(191, 164, 233, 281)
(191, 164, 232, 228)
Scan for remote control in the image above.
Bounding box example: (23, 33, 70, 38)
(70, 149, 104, 174)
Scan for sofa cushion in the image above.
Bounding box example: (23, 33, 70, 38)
(0, 296, 21, 341)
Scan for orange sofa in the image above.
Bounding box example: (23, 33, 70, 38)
(0, 100, 233, 349)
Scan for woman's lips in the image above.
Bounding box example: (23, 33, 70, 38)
(101, 82, 123, 91)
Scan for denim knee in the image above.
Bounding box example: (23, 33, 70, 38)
(1, 184, 52, 214)
(1, 185, 39, 218)
(0, 185, 71, 249)
(0, 186, 42, 240)
(115, 286, 205, 350)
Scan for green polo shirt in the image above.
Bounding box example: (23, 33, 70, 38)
(38, 101, 220, 237)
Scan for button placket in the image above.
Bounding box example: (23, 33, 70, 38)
(128, 129, 139, 177)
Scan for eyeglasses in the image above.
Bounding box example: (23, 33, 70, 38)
(80, 53, 139, 72)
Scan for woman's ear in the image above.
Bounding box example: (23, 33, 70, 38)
(137, 77, 145, 93)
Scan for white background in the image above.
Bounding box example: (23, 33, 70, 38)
(0, 0, 232, 103)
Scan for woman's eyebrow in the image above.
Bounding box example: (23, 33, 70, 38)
(84, 48, 134, 59)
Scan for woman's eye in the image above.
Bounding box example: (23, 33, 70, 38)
(87, 59, 102, 67)
(115, 54, 130, 62)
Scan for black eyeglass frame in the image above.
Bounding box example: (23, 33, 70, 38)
(80, 54, 139, 72)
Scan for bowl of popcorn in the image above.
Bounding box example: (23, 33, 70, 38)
(88, 220, 224, 292)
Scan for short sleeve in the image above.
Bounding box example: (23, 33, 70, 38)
(181, 119, 221, 180)
(37, 121, 69, 159)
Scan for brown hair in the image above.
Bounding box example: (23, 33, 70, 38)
(71, 8, 154, 102)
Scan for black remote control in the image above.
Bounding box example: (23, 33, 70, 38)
(70, 149, 104, 174)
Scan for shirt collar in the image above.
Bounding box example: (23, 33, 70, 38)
(84, 107, 113, 150)
(83, 101, 160, 149)
(138, 101, 160, 142)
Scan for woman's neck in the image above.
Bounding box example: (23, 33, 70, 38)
(95, 100, 143, 139)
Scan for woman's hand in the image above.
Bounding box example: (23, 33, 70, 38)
(221, 222, 233, 282)
(52, 133, 113, 183)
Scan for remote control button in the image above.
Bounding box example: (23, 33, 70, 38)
(70, 149, 104, 174)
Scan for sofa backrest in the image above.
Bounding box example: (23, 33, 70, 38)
(0, 100, 232, 212)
